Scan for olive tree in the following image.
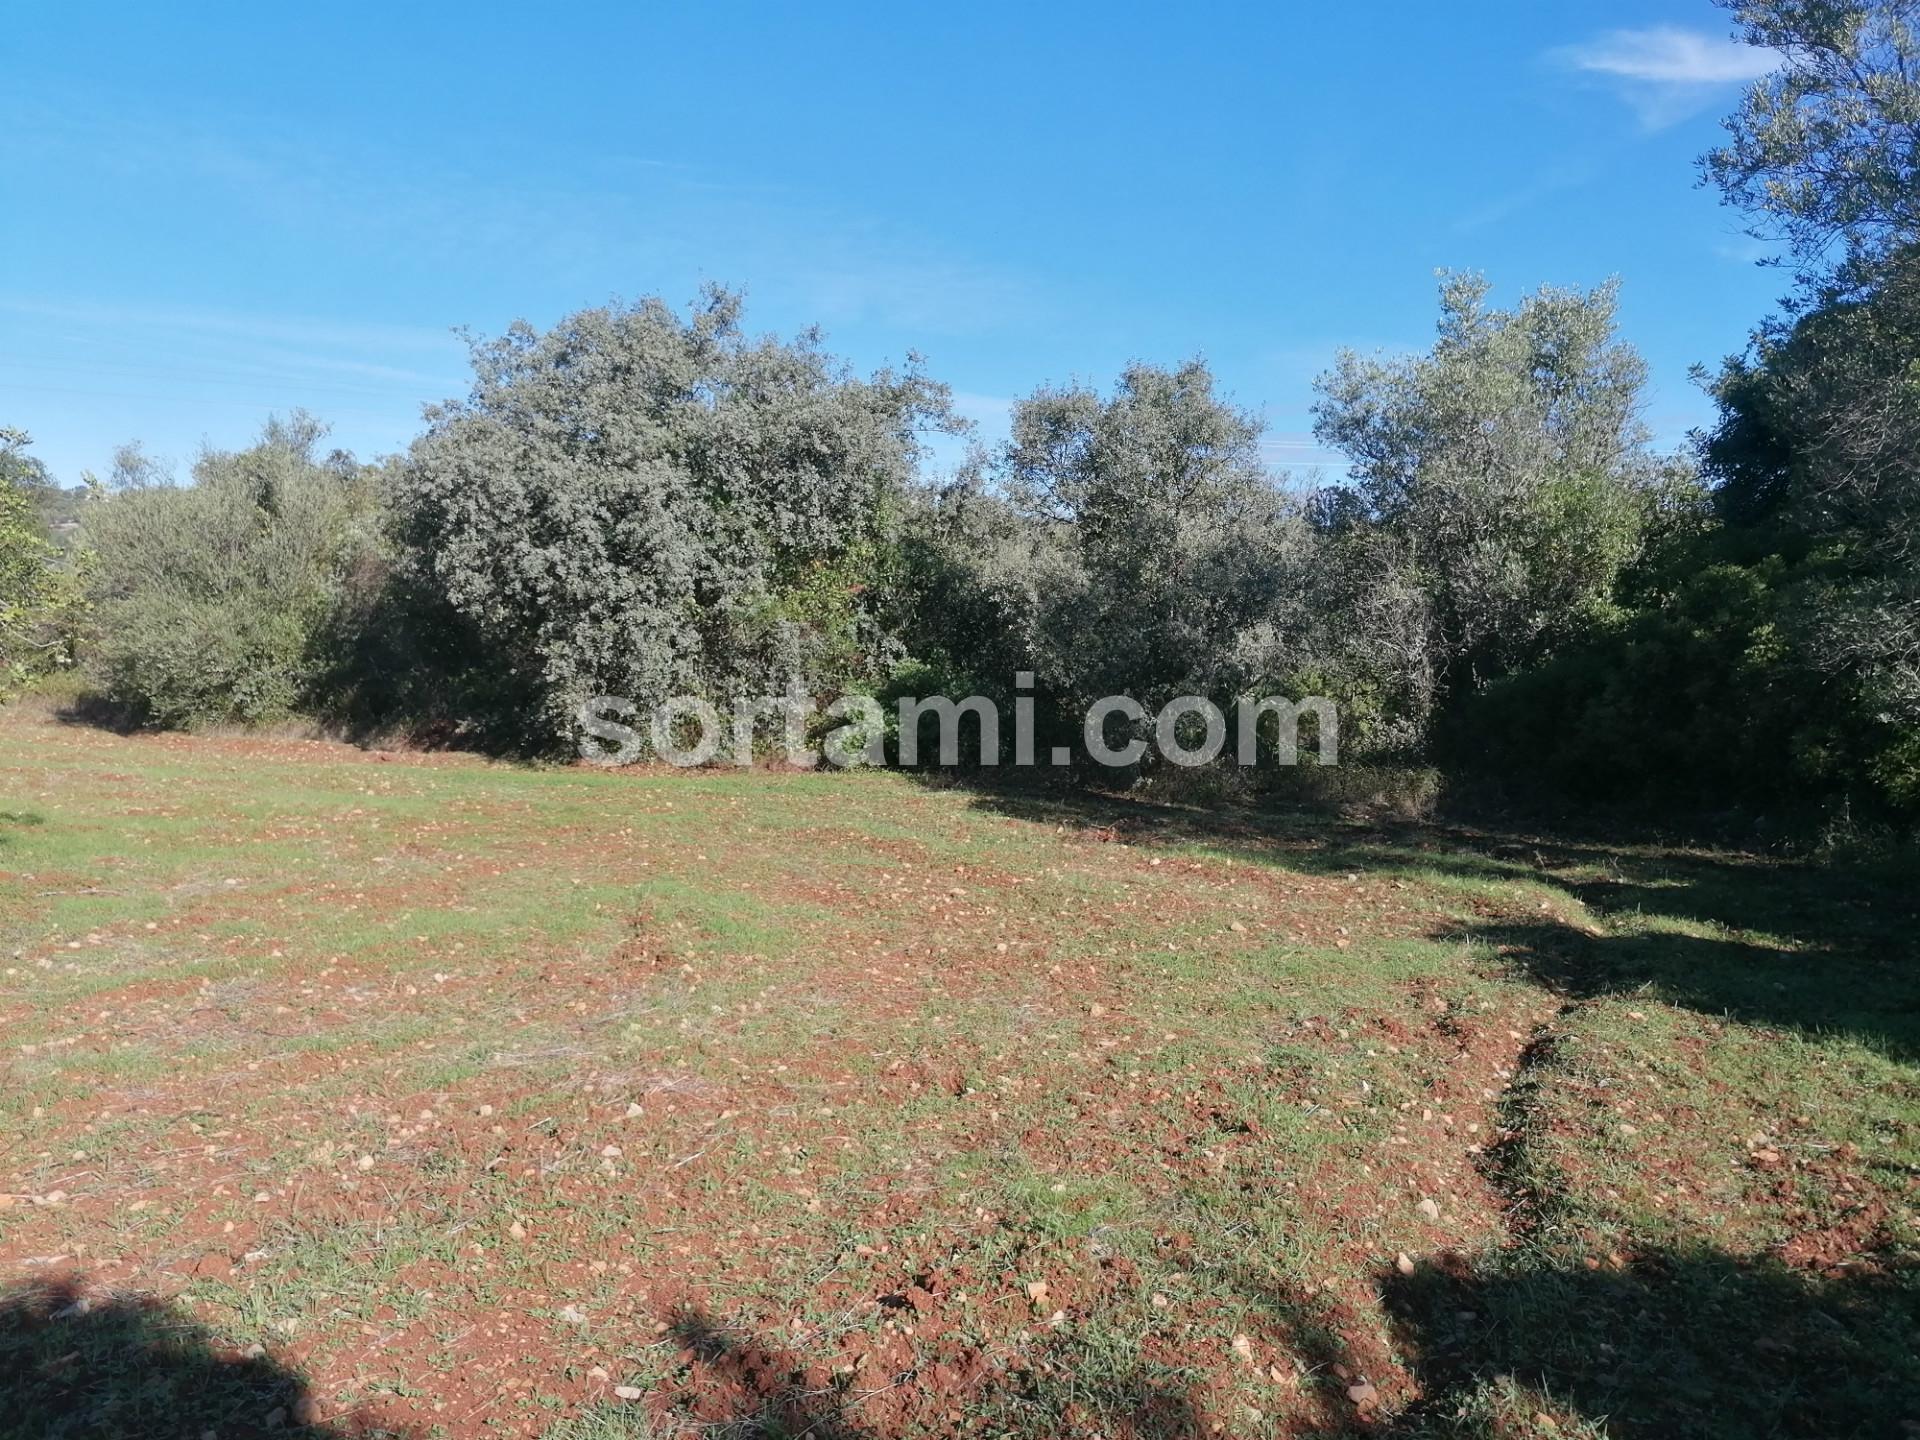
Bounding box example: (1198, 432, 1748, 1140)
(1704, 0, 1920, 276)
(1312, 275, 1660, 716)
(84, 414, 383, 726)
(397, 288, 954, 747)
(897, 360, 1312, 769)
(0, 428, 71, 696)
(1003, 361, 1301, 709)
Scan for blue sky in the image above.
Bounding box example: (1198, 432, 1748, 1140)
(4, 2, 1785, 486)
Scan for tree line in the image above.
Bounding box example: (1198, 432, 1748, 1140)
(2, 0, 1915, 833)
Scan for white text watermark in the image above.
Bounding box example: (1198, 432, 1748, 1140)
(576, 674, 1337, 770)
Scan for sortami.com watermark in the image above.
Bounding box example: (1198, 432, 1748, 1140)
(577, 673, 1337, 770)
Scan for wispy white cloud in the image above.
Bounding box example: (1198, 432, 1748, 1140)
(1452, 161, 1597, 234)
(0, 292, 473, 479)
(948, 391, 1013, 429)
(1552, 26, 1779, 129)
(1714, 235, 1777, 266)
(1563, 26, 1777, 85)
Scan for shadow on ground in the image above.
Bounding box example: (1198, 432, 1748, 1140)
(1363, 1247, 1920, 1438)
(0, 1276, 1206, 1440)
(10, 1256, 1918, 1437)
(617, 1304, 1206, 1439)
(538, 1262, 1920, 1438)
(944, 782, 1920, 1059)
(0, 1275, 406, 1439)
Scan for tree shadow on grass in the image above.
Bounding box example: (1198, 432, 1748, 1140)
(1209, 1244, 1920, 1436)
(44, 692, 146, 736)
(1451, 914, 1920, 1060)
(941, 783, 1920, 1060)
(557, 1304, 1205, 1439)
(1366, 1247, 1920, 1438)
(656, 1307, 876, 1439)
(0, 1277, 1205, 1440)
(0, 1274, 407, 1439)
(15, 1254, 1913, 1439)
(556, 1263, 1920, 1439)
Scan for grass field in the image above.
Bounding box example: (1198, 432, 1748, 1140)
(2, 707, 1916, 1438)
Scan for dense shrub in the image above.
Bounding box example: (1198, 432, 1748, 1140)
(83, 415, 384, 727)
(397, 288, 954, 750)
(1704, 245, 1920, 737)
(1458, 536, 1920, 823)
(0, 428, 87, 698)
(1310, 275, 1664, 724)
(308, 560, 538, 748)
(895, 361, 1319, 773)
(1459, 248, 1920, 824)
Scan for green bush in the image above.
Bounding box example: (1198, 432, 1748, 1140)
(396, 289, 953, 751)
(95, 599, 312, 727)
(0, 427, 87, 699)
(1456, 544, 1916, 824)
(83, 415, 384, 728)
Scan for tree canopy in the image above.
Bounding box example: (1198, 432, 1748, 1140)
(1312, 275, 1661, 706)
(399, 288, 955, 745)
(1704, 0, 1920, 276)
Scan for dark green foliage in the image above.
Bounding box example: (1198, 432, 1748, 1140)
(1449, 9, 1920, 828)
(0, 428, 87, 697)
(310, 559, 544, 750)
(1462, 247, 1920, 824)
(1456, 543, 1902, 818)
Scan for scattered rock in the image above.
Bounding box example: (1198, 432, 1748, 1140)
(1416, 1197, 1441, 1221)
(1395, 1252, 1416, 1276)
